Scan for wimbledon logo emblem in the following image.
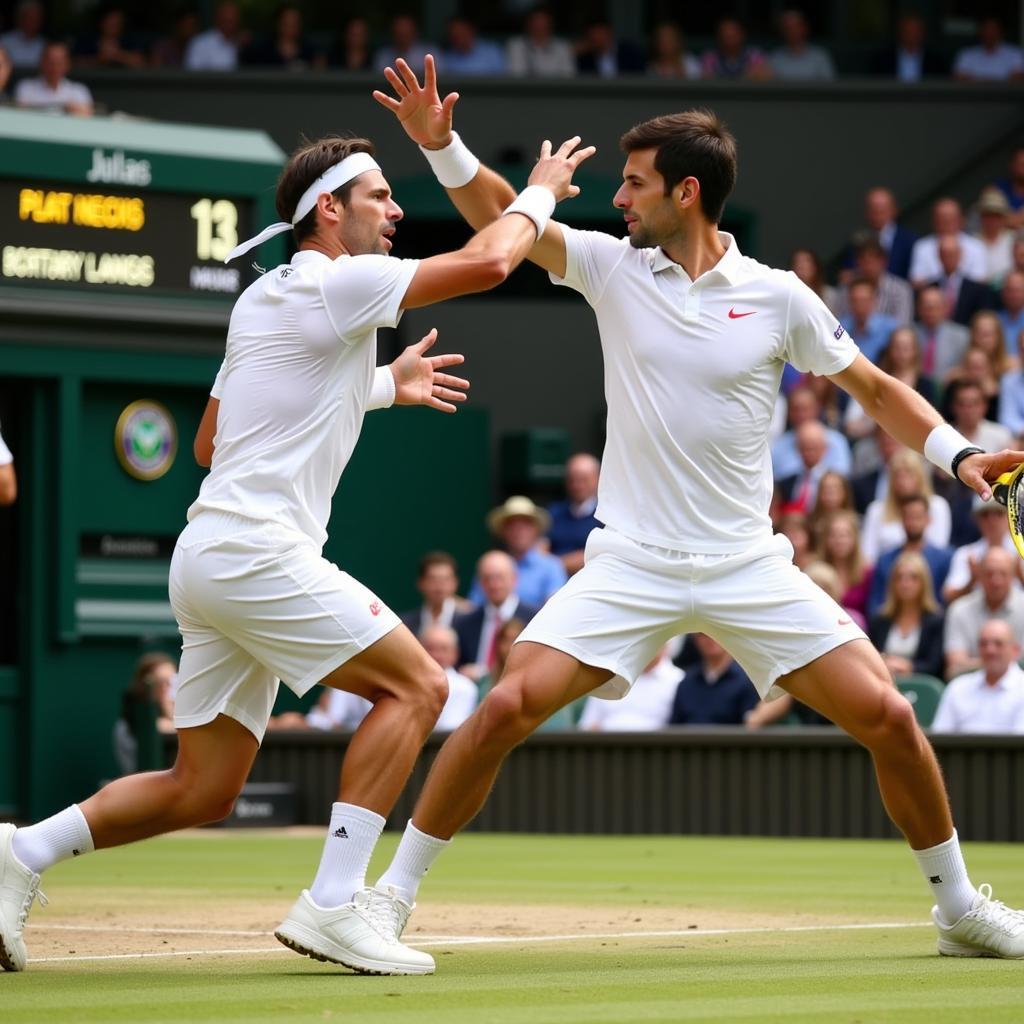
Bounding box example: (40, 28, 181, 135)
(114, 400, 178, 481)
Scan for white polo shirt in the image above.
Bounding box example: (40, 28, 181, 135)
(931, 663, 1024, 734)
(551, 228, 858, 553)
(188, 250, 418, 548)
(579, 657, 682, 730)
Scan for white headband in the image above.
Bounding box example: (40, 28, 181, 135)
(224, 151, 382, 263)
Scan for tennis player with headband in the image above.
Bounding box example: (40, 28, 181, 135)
(0, 129, 594, 976)
(368, 56, 1024, 963)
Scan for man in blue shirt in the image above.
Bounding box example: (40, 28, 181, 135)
(668, 633, 759, 725)
(840, 277, 899, 364)
(546, 453, 602, 575)
(441, 16, 505, 75)
(997, 271, 1024, 356)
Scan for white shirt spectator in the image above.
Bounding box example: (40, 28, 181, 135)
(184, 29, 239, 70)
(306, 689, 371, 730)
(506, 36, 575, 76)
(909, 232, 988, 284)
(15, 75, 92, 112)
(0, 29, 43, 68)
(436, 667, 478, 731)
(978, 230, 1014, 286)
(860, 494, 952, 563)
(579, 658, 682, 731)
(944, 588, 1024, 662)
(954, 43, 1024, 81)
(931, 663, 1024, 733)
(945, 534, 1020, 595)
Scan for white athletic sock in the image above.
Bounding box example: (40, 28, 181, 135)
(12, 804, 95, 874)
(913, 829, 978, 924)
(308, 802, 385, 908)
(375, 820, 450, 906)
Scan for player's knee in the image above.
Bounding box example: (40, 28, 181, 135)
(170, 767, 243, 825)
(872, 690, 921, 749)
(477, 678, 533, 746)
(421, 660, 449, 719)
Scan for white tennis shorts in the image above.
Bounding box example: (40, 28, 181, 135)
(168, 510, 400, 741)
(516, 526, 866, 701)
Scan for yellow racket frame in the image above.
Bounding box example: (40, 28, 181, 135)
(993, 462, 1024, 561)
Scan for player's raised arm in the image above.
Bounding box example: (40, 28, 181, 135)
(373, 54, 581, 278)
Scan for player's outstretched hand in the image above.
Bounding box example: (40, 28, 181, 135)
(372, 54, 458, 150)
(390, 328, 469, 414)
(528, 137, 597, 203)
(957, 449, 1024, 501)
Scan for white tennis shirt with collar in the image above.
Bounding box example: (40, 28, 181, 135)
(189, 249, 419, 548)
(550, 228, 859, 553)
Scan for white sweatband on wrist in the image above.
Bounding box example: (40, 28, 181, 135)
(502, 185, 556, 239)
(924, 423, 976, 477)
(418, 132, 480, 189)
(367, 366, 396, 411)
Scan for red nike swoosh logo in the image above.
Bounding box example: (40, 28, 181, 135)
(728, 308, 756, 319)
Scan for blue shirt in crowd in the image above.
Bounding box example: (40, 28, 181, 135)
(668, 661, 759, 725)
(441, 41, 506, 74)
(546, 497, 601, 556)
(840, 312, 900, 364)
(998, 309, 1024, 356)
(999, 371, 1024, 436)
(868, 543, 953, 618)
(469, 547, 568, 608)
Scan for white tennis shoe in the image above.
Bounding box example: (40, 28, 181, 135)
(933, 884, 1024, 958)
(275, 884, 433, 975)
(0, 823, 47, 972)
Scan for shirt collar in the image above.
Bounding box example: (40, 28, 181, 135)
(649, 231, 742, 285)
(488, 593, 520, 619)
(978, 664, 1022, 690)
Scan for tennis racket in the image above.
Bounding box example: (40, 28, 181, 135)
(993, 462, 1024, 559)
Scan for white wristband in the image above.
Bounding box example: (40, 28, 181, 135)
(924, 423, 976, 477)
(502, 185, 556, 239)
(367, 366, 396, 411)
(418, 132, 480, 189)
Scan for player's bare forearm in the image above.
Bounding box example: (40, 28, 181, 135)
(445, 164, 517, 231)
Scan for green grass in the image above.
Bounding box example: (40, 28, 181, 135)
(4, 833, 1023, 1023)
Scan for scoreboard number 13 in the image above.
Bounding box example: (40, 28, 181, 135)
(190, 198, 238, 261)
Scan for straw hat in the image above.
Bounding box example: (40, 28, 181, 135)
(486, 495, 551, 535)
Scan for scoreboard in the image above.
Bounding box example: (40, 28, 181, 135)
(0, 110, 285, 304)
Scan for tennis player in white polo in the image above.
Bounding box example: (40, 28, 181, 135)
(370, 57, 1024, 962)
(0, 130, 594, 975)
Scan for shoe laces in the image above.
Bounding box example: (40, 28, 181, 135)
(972, 883, 1024, 936)
(17, 874, 47, 933)
(354, 886, 409, 941)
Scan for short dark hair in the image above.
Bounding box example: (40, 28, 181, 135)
(276, 135, 375, 244)
(848, 275, 878, 294)
(417, 551, 458, 578)
(619, 109, 737, 224)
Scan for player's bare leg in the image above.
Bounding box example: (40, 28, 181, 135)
(371, 641, 610, 913)
(781, 638, 1024, 958)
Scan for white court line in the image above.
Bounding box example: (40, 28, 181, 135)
(27, 920, 932, 964)
(33, 924, 461, 940)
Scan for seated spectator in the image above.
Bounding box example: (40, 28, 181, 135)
(75, 5, 146, 69)
(777, 510, 815, 571)
(701, 16, 770, 79)
(242, 4, 323, 70)
(845, 328, 936, 440)
(805, 560, 866, 629)
(947, 345, 1003, 424)
(776, 422, 836, 514)
(15, 41, 93, 115)
(441, 16, 505, 75)
(953, 15, 1024, 82)
(454, 551, 539, 681)
(929, 236, 999, 327)
(1014, 230, 1024, 274)
(871, 12, 948, 82)
(944, 548, 1024, 678)
(576, 19, 644, 77)
(868, 494, 953, 617)
(943, 496, 1020, 604)
(861, 449, 951, 563)
(999, 328, 1024, 437)
(329, 17, 371, 71)
(808, 470, 855, 545)
(771, 384, 852, 481)
(374, 14, 432, 76)
(973, 188, 1015, 287)
(547, 452, 601, 575)
(818, 510, 872, 619)
(668, 634, 759, 725)
(909, 197, 988, 287)
(997, 270, 1024, 357)
(770, 8, 834, 80)
(472, 496, 567, 607)
(932, 620, 1024, 733)
(992, 146, 1024, 229)
(868, 550, 946, 680)
(113, 652, 177, 775)
(835, 234, 914, 325)
(647, 21, 700, 79)
(0, 46, 11, 105)
(399, 550, 468, 635)
(840, 278, 899, 364)
(579, 644, 682, 730)
(914, 285, 970, 381)
(151, 8, 200, 68)
(968, 309, 1014, 380)
(0, 419, 15, 505)
(305, 688, 371, 731)
(848, 187, 918, 282)
(850, 426, 903, 507)
(790, 248, 838, 314)
(0, 0, 44, 69)
(184, 0, 246, 71)
(946, 378, 1012, 455)
(506, 5, 575, 77)
(421, 624, 478, 731)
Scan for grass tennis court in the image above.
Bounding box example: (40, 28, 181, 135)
(4, 832, 1022, 1022)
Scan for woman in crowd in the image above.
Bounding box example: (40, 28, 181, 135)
(647, 21, 700, 79)
(112, 651, 177, 775)
(778, 510, 816, 571)
(790, 248, 839, 314)
(808, 470, 855, 546)
(860, 449, 952, 561)
(867, 551, 945, 679)
(817, 509, 872, 618)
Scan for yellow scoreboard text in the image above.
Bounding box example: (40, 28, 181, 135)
(18, 188, 145, 231)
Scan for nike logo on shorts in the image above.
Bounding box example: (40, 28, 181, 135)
(838, 617, 852, 626)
